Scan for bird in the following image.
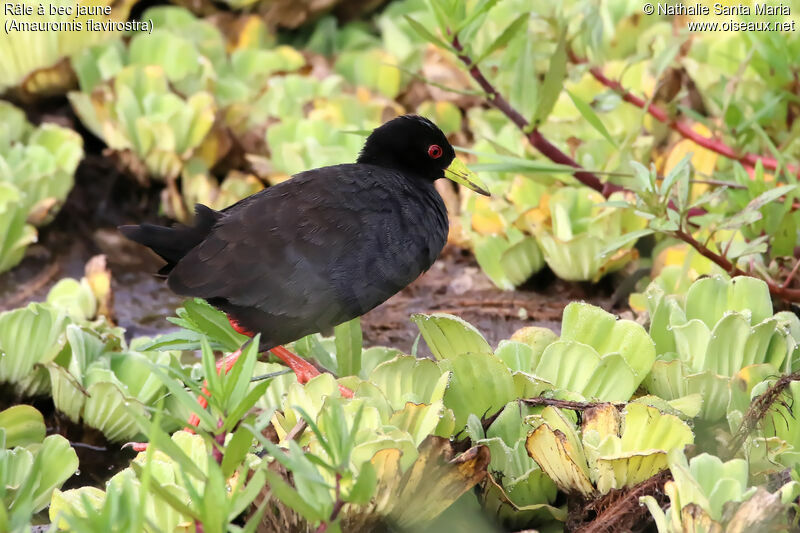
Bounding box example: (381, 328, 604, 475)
(120, 114, 489, 405)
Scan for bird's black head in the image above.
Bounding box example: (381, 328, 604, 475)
(357, 115, 455, 179)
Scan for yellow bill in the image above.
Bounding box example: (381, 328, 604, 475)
(444, 158, 490, 196)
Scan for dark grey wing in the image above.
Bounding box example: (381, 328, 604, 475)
(166, 165, 442, 342)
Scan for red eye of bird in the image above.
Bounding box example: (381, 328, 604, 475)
(427, 144, 443, 159)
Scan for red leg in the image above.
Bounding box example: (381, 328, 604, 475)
(269, 345, 320, 384)
(232, 316, 324, 383)
(229, 316, 352, 396)
(185, 349, 243, 430)
(270, 346, 353, 398)
(188, 316, 355, 429)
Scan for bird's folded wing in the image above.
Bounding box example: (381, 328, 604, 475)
(167, 168, 395, 318)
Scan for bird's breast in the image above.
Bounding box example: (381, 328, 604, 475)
(331, 180, 448, 315)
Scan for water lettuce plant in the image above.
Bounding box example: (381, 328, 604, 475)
(51, 327, 489, 532)
(0, 0, 134, 96)
(517, 187, 646, 282)
(67, 6, 412, 222)
(470, 402, 563, 528)
(409, 305, 661, 526)
(526, 403, 693, 497)
(644, 275, 800, 421)
(461, 180, 645, 287)
(0, 102, 83, 273)
(264, 373, 489, 529)
(69, 65, 216, 185)
(46, 329, 178, 442)
(0, 268, 182, 442)
(413, 302, 656, 403)
(1, 405, 79, 530)
(730, 379, 800, 478)
(50, 430, 258, 532)
(641, 451, 800, 533)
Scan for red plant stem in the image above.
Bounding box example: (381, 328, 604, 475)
(451, 36, 621, 198)
(571, 53, 799, 177)
(315, 474, 344, 533)
(212, 418, 225, 465)
(783, 257, 800, 288)
(674, 228, 800, 301)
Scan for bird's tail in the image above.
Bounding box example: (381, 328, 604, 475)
(119, 204, 220, 275)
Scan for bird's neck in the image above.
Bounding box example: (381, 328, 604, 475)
(357, 143, 434, 180)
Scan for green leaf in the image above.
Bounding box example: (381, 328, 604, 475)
(472, 235, 515, 290)
(294, 334, 337, 373)
(0, 405, 45, 448)
(744, 184, 796, 213)
(441, 352, 515, 428)
(494, 340, 534, 373)
(471, 13, 529, 66)
(533, 30, 567, 126)
(201, 336, 223, 406)
(660, 154, 692, 196)
(346, 462, 377, 505)
(500, 237, 545, 286)
(23, 434, 79, 512)
(772, 212, 797, 257)
(334, 318, 362, 377)
(737, 93, 784, 132)
(148, 364, 217, 430)
(457, 147, 578, 175)
(630, 161, 655, 192)
(138, 330, 207, 352)
(201, 460, 228, 533)
(411, 313, 492, 360)
(509, 31, 537, 123)
(221, 424, 255, 479)
(368, 355, 449, 410)
(455, 0, 499, 33)
(404, 16, 451, 51)
(293, 406, 335, 464)
(222, 336, 261, 412)
(177, 299, 249, 352)
(317, 399, 361, 469)
(0, 303, 70, 391)
(263, 460, 327, 522)
(130, 462, 201, 521)
(598, 229, 654, 257)
(534, 340, 600, 393)
(223, 380, 273, 434)
(718, 209, 763, 231)
(566, 90, 617, 147)
(142, 423, 208, 482)
(236, 473, 270, 531)
(465, 413, 485, 442)
(429, 0, 452, 35)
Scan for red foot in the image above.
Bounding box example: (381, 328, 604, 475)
(122, 442, 148, 452)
